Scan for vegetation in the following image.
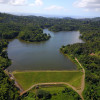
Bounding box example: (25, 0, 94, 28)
(18, 27, 50, 42)
(0, 12, 100, 99)
(60, 23, 100, 99)
(0, 40, 19, 100)
(13, 71, 83, 90)
(0, 13, 51, 42)
(21, 85, 81, 100)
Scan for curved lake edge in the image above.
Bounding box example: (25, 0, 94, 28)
(7, 29, 84, 71)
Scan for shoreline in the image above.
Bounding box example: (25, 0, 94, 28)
(62, 53, 83, 71)
(12, 70, 80, 74)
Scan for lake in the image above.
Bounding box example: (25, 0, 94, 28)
(7, 29, 83, 71)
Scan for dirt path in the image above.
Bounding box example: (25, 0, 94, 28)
(11, 73, 24, 92)
(4, 70, 24, 93)
(75, 57, 85, 100)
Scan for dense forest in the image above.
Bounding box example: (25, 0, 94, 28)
(0, 13, 51, 42)
(0, 40, 19, 100)
(0, 12, 100, 100)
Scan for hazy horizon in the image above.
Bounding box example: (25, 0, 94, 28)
(1, 11, 100, 19)
(0, 0, 100, 18)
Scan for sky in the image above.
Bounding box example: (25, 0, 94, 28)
(0, 0, 100, 17)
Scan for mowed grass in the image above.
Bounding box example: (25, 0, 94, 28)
(13, 71, 83, 90)
(30, 85, 67, 93)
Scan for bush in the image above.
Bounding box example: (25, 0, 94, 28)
(36, 89, 52, 99)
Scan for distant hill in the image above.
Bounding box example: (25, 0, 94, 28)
(91, 17, 100, 21)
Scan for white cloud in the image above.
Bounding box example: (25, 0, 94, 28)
(74, 0, 100, 11)
(35, 0, 43, 6)
(45, 5, 68, 12)
(0, 0, 43, 6)
(29, 0, 43, 6)
(9, 0, 27, 6)
(0, 0, 27, 5)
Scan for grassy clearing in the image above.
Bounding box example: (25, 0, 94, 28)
(22, 85, 81, 100)
(13, 71, 83, 90)
(39, 86, 80, 100)
(37, 85, 68, 94)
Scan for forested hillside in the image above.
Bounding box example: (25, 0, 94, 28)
(60, 21, 100, 99)
(0, 40, 19, 100)
(0, 13, 51, 42)
(0, 13, 100, 100)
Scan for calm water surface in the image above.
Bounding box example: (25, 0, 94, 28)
(7, 29, 83, 71)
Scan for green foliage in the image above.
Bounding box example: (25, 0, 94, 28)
(0, 13, 51, 42)
(18, 28, 50, 42)
(0, 69, 19, 100)
(21, 92, 35, 100)
(0, 40, 8, 52)
(83, 84, 100, 100)
(0, 40, 19, 100)
(62, 87, 81, 100)
(36, 89, 51, 99)
(0, 56, 11, 69)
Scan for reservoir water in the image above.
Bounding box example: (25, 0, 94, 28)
(7, 29, 83, 71)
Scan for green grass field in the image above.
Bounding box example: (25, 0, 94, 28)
(13, 71, 83, 90)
